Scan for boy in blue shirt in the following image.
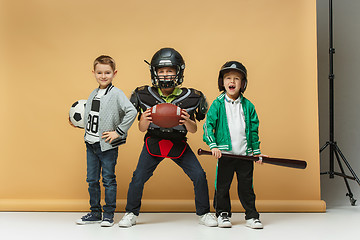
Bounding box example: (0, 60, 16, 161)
(70, 55, 137, 227)
(203, 61, 264, 229)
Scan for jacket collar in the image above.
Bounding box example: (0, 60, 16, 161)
(97, 83, 113, 95)
(225, 94, 241, 104)
(218, 91, 244, 103)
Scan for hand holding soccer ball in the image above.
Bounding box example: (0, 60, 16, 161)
(69, 100, 86, 128)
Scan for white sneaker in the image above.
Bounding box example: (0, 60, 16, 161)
(217, 212, 232, 228)
(118, 212, 137, 228)
(245, 218, 263, 229)
(199, 212, 218, 227)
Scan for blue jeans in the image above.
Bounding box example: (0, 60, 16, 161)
(125, 144, 211, 216)
(86, 142, 118, 215)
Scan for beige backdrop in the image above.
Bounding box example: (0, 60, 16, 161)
(0, 0, 325, 212)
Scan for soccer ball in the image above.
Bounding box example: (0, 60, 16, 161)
(69, 100, 86, 128)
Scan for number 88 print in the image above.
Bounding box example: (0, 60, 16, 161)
(86, 115, 99, 133)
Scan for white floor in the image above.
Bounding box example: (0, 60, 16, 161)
(1, 205, 359, 240)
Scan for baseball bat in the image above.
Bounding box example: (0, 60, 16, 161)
(197, 148, 307, 169)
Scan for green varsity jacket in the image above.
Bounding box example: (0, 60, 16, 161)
(203, 92, 261, 155)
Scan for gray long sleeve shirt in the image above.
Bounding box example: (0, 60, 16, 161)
(84, 84, 137, 151)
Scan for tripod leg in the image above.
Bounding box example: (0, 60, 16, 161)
(320, 142, 331, 175)
(334, 144, 360, 185)
(334, 149, 357, 206)
(320, 141, 330, 152)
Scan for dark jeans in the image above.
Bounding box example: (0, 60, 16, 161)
(213, 156, 259, 220)
(86, 142, 118, 216)
(125, 144, 210, 216)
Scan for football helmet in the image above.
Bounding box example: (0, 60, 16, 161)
(146, 48, 185, 88)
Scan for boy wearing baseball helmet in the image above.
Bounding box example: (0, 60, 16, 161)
(203, 61, 265, 229)
(118, 48, 217, 227)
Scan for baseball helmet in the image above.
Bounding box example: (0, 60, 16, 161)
(146, 48, 185, 88)
(218, 61, 248, 92)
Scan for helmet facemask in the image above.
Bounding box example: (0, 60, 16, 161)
(151, 65, 183, 89)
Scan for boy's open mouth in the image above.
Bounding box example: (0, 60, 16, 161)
(229, 86, 235, 90)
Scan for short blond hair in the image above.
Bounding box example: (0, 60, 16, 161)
(93, 55, 116, 71)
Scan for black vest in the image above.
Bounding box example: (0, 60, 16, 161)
(130, 85, 207, 140)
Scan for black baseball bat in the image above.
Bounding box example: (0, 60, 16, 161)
(197, 148, 307, 169)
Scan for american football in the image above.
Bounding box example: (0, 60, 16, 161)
(150, 103, 182, 128)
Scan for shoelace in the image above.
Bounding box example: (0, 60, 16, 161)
(82, 213, 100, 220)
(126, 213, 134, 220)
(251, 219, 262, 225)
(83, 213, 94, 220)
(220, 214, 230, 222)
(123, 213, 134, 221)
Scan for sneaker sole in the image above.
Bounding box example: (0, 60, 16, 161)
(118, 222, 136, 228)
(199, 221, 218, 227)
(218, 223, 232, 228)
(245, 224, 263, 229)
(101, 222, 115, 227)
(76, 220, 102, 225)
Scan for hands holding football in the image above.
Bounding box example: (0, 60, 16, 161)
(179, 109, 191, 125)
(149, 103, 182, 128)
(140, 103, 193, 130)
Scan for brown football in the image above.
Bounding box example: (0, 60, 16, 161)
(150, 103, 182, 128)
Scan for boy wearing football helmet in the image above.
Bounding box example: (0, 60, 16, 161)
(118, 48, 217, 228)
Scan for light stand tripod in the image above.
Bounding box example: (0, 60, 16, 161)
(320, 0, 360, 206)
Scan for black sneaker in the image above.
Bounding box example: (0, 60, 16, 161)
(217, 212, 232, 228)
(101, 213, 114, 227)
(76, 212, 102, 225)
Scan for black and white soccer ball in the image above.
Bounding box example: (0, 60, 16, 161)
(69, 100, 86, 128)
